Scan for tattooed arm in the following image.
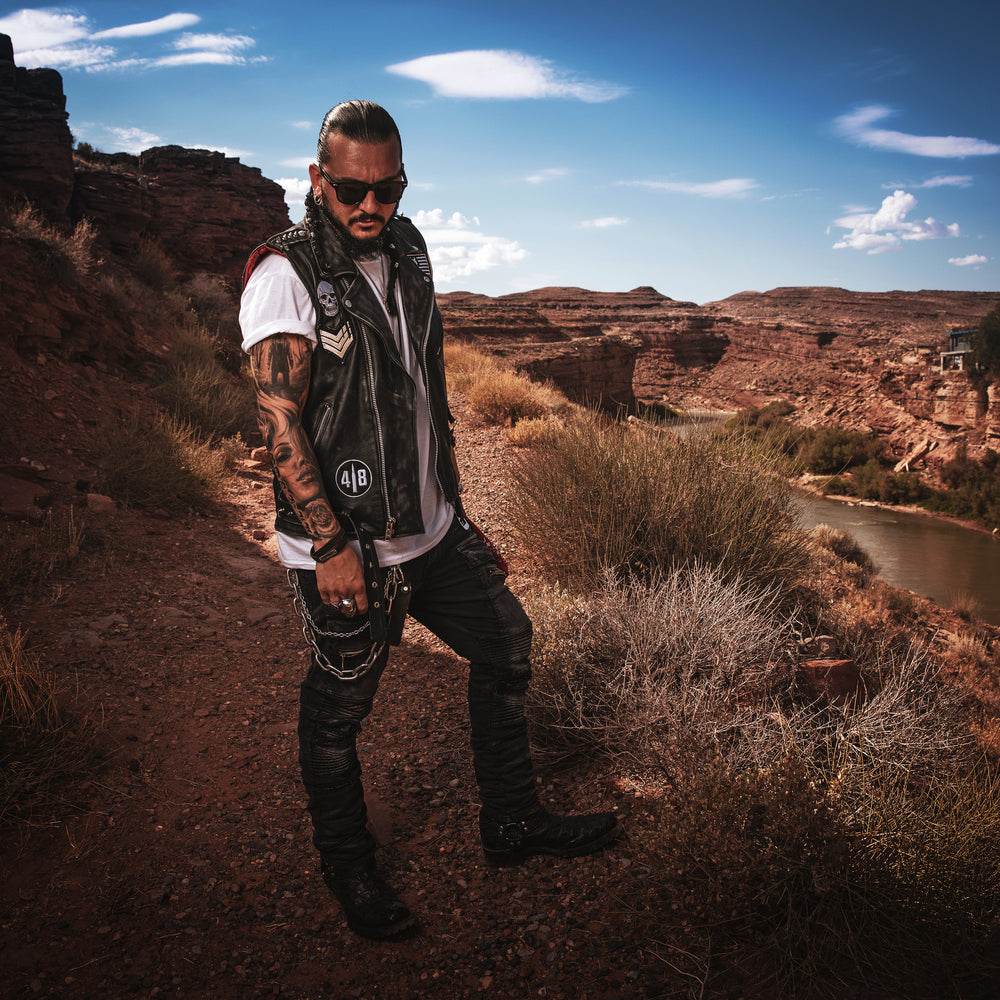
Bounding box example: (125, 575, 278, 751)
(248, 334, 367, 611)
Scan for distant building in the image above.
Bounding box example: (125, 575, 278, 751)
(939, 329, 977, 371)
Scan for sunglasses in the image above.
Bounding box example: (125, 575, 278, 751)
(318, 165, 407, 206)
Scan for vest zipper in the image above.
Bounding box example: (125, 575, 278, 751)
(352, 311, 396, 540)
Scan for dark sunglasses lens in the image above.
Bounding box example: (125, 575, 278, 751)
(372, 181, 405, 203)
(334, 181, 404, 205)
(333, 184, 369, 205)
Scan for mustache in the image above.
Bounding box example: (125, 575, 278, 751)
(350, 210, 386, 225)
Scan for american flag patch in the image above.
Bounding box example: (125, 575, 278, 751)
(320, 324, 354, 359)
(409, 252, 432, 279)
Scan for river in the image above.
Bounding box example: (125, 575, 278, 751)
(667, 414, 1000, 624)
(796, 493, 1000, 625)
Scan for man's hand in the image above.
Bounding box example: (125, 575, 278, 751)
(315, 546, 369, 614)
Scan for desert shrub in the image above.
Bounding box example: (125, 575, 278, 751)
(3, 199, 98, 276)
(465, 367, 552, 425)
(94, 410, 226, 514)
(132, 237, 176, 289)
(445, 343, 570, 425)
(523, 565, 793, 764)
(503, 415, 564, 447)
(636, 753, 1000, 999)
(925, 447, 1000, 527)
(848, 459, 928, 505)
(796, 425, 883, 474)
(511, 416, 809, 595)
(0, 617, 100, 825)
(809, 523, 877, 579)
(181, 273, 242, 369)
(0, 509, 86, 605)
(152, 318, 256, 442)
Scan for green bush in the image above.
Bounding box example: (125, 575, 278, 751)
(511, 415, 809, 596)
(797, 426, 883, 474)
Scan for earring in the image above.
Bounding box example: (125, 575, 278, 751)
(313, 190, 322, 205)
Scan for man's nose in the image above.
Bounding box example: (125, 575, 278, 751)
(360, 189, 380, 214)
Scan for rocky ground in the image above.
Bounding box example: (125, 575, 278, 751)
(0, 365, 659, 1000)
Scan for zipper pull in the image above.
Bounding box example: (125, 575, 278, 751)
(384, 515, 396, 540)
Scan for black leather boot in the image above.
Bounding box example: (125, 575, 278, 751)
(321, 857, 416, 939)
(479, 805, 622, 867)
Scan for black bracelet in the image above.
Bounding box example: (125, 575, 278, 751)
(310, 531, 350, 563)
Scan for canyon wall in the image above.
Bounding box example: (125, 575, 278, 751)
(0, 34, 289, 284)
(438, 285, 1000, 470)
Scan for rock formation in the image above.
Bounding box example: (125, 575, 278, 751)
(438, 284, 1000, 470)
(0, 34, 74, 221)
(0, 35, 290, 282)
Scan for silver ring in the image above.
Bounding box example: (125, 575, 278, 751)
(338, 598, 358, 618)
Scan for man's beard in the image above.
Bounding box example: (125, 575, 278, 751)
(322, 202, 390, 259)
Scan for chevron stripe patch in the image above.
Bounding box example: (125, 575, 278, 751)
(320, 324, 354, 359)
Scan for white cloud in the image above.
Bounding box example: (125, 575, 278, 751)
(290, 121, 313, 131)
(1, 8, 258, 72)
(280, 157, 314, 170)
(278, 177, 312, 209)
(0, 9, 90, 48)
(621, 178, 759, 199)
(152, 51, 251, 67)
(17, 44, 116, 69)
(386, 50, 627, 102)
(91, 13, 200, 39)
(835, 106, 1000, 158)
(409, 209, 527, 283)
(172, 32, 254, 53)
(525, 168, 570, 184)
(580, 217, 629, 228)
(106, 126, 162, 153)
(832, 189, 960, 254)
(884, 175, 973, 190)
(949, 254, 989, 267)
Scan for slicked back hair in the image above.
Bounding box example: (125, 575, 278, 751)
(316, 100, 402, 165)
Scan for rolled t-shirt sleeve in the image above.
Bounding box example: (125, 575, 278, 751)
(239, 252, 318, 353)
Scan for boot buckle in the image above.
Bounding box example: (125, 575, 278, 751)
(499, 820, 527, 846)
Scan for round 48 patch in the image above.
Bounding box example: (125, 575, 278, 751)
(335, 459, 373, 497)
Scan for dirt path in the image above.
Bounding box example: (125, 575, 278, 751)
(1, 408, 653, 1000)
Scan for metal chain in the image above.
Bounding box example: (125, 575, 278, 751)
(287, 568, 402, 682)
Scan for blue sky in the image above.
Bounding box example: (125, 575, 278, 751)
(2, 1, 998, 303)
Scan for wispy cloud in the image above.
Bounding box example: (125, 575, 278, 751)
(883, 175, 974, 190)
(580, 217, 629, 229)
(1, 8, 263, 72)
(91, 13, 200, 40)
(948, 254, 989, 268)
(525, 168, 571, 184)
(387, 50, 627, 102)
(832, 189, 960, 254)
(277, 177, 312, 211)
(620, 178, 759, 199)
(410, 209, 527, 283)
(835, 106, 1000, 158)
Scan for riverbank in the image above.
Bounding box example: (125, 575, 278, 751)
(795, 473, 1000, 537)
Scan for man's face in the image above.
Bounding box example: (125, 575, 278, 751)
(308, 134, 403, 256)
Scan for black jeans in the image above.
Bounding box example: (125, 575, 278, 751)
(291, 516, 539, 868)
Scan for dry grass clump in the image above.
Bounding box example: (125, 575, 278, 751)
(512, 416, 808, 596)
(0, 617, 100, 826)
(445, 342, 571, 426)
(503, 415, 565, 447)
(524, 565, 792, 765)
(808, 522, 877, 581)
(0, 509, 85, 606)
(94, 410, 227, 514)
(2, 199, 98, 276)
(152, 317, 256, 442)
(636, 753, 1000, 999)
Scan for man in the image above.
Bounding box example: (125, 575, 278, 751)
(239, 100, 621, 940)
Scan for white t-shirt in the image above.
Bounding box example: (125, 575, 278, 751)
(240, 252, 453, 569)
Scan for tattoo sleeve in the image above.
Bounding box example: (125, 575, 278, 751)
(248, 335, 343, 543)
